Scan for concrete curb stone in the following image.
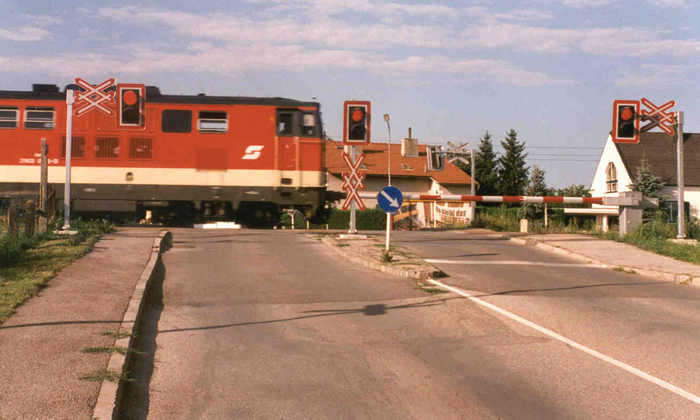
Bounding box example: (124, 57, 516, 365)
(92, 230, 172, 420)
(312, 234, 442, 280)
(505, 234, 698, 287)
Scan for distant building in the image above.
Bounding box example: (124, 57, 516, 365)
(324, 136, 476, 228)
(589, 132, 700, 223)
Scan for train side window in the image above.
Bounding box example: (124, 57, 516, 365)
(0, 106, 19, 129)
(162, 110, 192, 133)
(198, 111, 227, 133)
(277, 112, 294, 136)
(302, 113, 317, 137)
(24, 107, 55, 130)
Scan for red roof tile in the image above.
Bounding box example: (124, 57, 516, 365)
(325, 140, 473, 185)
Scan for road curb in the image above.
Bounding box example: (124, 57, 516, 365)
(92, 230, 172, 420)
(316, 234, 441, 280)
(506, 235, 697, 286)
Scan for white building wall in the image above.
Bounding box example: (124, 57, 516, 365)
(589, 134, 634, 199)
(660, 186, 700, 220)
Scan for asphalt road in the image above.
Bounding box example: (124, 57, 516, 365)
(120, 229, 700, 419)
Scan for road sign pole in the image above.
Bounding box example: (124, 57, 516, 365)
(386, 213, 391, 252)
(677, 111, 685, 239)
(349, 146, 357, 234)
(63, 90, 74, 230)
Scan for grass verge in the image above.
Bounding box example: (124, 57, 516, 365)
(0, 219, 114, 324)
(0, 236, 99, 323)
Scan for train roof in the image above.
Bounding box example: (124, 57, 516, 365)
(0, 84, 320, 108)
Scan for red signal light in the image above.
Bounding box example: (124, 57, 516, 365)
(351, 108, 364, 122)
(343, 100, 371, 145)
(612, 100, 640, 143)
(620, 107, 634, 121)
(123, 90, 138, 106)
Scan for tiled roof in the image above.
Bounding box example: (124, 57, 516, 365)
(325, 140, 473, 185)
(615, 132, 700, 186)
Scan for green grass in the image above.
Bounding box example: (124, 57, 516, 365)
(79, 368, 132, 383)
(81, 346, 143, 356)
(0, 218, 115, 324)
(0, 236, 100, 323)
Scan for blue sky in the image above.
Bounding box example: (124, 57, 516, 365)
(1, 0, 698, 189)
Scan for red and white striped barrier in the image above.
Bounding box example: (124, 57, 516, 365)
(358, 192, 603, 205)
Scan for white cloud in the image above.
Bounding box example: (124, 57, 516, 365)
(463, 21, 700, 57)
(644, 0, 690, 6)
(245, 0, 460, 19)
(0, 27, 50, 42)
(615, 64, 695, 87)
(25, 14, 64, 27)
(0, 44, 574, 87)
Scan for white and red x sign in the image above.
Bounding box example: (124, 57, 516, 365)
(341, 151, 366, 211)
(641, 98, 676, 136)
(73, 78, 116, 117)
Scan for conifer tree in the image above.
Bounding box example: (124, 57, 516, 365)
(628, 156, 667, 198)
(518, 165, 547, 219)
(497, 129, 529, 196)
(474, 131, 499, 196)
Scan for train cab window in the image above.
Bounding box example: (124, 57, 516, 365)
(162, 109, 192, 133)
(277, 112, 294, 136)
(24, 107, 55, 130)
(302, 113, 317, 137)
(0, 107, 19, 129)
(198, 111, 227, 133)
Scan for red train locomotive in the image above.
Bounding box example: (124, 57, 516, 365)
(0, 83, 332, 226)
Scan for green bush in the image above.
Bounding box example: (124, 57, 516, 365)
(71, 219, 115, 236)
(0, 236, 23, 268)
(312, 208, 387, 230)
(471, 205, 520, 232)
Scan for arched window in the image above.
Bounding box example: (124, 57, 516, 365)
(606, 162, 617, 193)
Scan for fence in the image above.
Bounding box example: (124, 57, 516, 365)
(3, 187, 56, 243)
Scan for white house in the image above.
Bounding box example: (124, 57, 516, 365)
(589, 132, 700, 223)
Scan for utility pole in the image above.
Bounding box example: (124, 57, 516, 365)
(63, 89, 74, 230)
(39, 138, 48, 233)
(676, 111, 685, 239)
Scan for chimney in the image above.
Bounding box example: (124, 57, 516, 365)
(401, 127, 419, 157)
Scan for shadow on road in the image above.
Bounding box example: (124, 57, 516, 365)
(118, 258, 166, 420)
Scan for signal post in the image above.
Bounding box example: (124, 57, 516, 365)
(341, 100, 370, 234)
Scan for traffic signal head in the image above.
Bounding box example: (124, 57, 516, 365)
(612, 100, 640, 143)
(117, 84, 145, 127)
(343, 100, 371, 145)
(427, 146, 444, 171)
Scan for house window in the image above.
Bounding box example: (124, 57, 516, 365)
(198, 111, 227, 133)
(0, 106, 19, 129)
(24, 107, 55, 129)
(606, 162, 617, 193)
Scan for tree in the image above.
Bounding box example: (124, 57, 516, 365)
(518, 165, 548, 220)
(451, 132, 499, 196)
(556, 184, 591, 208)
(497, 129, 529, 196)
(474, 131, 499, 196)
(628, 156, 667, 198)
(557, 184, 591, 198)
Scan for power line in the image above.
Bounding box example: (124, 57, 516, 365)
(528, 158, 599, 162)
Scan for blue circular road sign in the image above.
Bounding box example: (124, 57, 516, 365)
(377, 186, 403, 213)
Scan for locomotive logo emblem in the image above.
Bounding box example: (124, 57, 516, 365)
(242, 145, 264, 160)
